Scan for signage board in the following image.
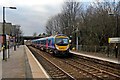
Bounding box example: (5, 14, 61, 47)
(108, 37, 120, 43)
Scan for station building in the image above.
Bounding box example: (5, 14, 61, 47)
(0, 22, 21, 50)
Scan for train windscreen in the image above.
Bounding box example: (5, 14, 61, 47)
(55, 38, 69, 46)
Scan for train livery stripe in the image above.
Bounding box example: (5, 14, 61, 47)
(56, 36, 67, 38)
(55, 44, 69, 51)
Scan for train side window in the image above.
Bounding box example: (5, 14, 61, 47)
(38, 40, 40, 44)
(48, 40, 51, 46)
(44, 40, 46, 45)
(41, 40, 43, 45)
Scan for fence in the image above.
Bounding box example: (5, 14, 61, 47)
(77, 45, 117, 57)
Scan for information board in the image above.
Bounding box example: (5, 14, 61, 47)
(108, 37, 120, 43)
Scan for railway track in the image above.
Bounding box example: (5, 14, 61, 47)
(61, 58, 120, 80)
(28, 46, 120, 79)
(28, 46, 75, 79)
(71, 55, 120, 77)
(73, 54, 120, 70)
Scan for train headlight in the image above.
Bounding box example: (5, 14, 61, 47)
(56, 45, 59, 50)
(69, 40, 71, 43)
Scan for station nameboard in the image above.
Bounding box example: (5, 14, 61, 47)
(108, 37, 120, 43)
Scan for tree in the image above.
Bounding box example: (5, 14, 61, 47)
(45, 0, 120, 47)
(33, 32, 37, 37)
(61, 1, 83, 36)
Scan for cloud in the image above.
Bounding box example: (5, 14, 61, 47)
(0, 0, 64, 36)
(0, 0, 64, 7)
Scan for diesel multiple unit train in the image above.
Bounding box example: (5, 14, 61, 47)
(31, 34, 71, 56)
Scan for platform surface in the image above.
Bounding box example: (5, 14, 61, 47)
(70, 51, 120, 64)
(1, 45, 49, 79)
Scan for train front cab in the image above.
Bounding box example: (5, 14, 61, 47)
(53, 35, 70, 56)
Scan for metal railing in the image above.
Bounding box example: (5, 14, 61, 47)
(76, 45, 118, 57)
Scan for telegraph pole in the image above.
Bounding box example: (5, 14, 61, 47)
(76, 27, 78, 51)
(115, 13, 118, 58)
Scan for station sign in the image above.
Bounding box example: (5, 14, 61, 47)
(108, 37, 120, 43)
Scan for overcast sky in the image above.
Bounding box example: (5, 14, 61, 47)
(0, 0, 116, 36)
(0, 0, 65, 36)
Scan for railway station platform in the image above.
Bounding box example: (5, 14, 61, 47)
(70, 51, 120, 64)
(1, 45, 50, 79)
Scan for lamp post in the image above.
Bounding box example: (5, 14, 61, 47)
(108, 0, 119, 58)
(2, 6, 16, 60)
(76, 23, 79, 51)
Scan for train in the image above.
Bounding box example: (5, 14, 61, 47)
(31, 34, 72, 56)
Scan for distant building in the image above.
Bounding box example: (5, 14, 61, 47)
(0, 23, 2, 34)
(0, 22, 12, 35)
(5, 23, 12, 35)
(12, 25, 21, 36)
(0, 35, 3, 50)
(0, 22, 21, 37)
(12, 25, 21, 43)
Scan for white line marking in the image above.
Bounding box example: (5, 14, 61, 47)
(70, 51, 120, 64)
(25, 45, 51, 79)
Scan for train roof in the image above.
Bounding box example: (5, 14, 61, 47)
(56, 34, 67, 36)
(31, 34, 68, 42)
(31, 36, 54, 42)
